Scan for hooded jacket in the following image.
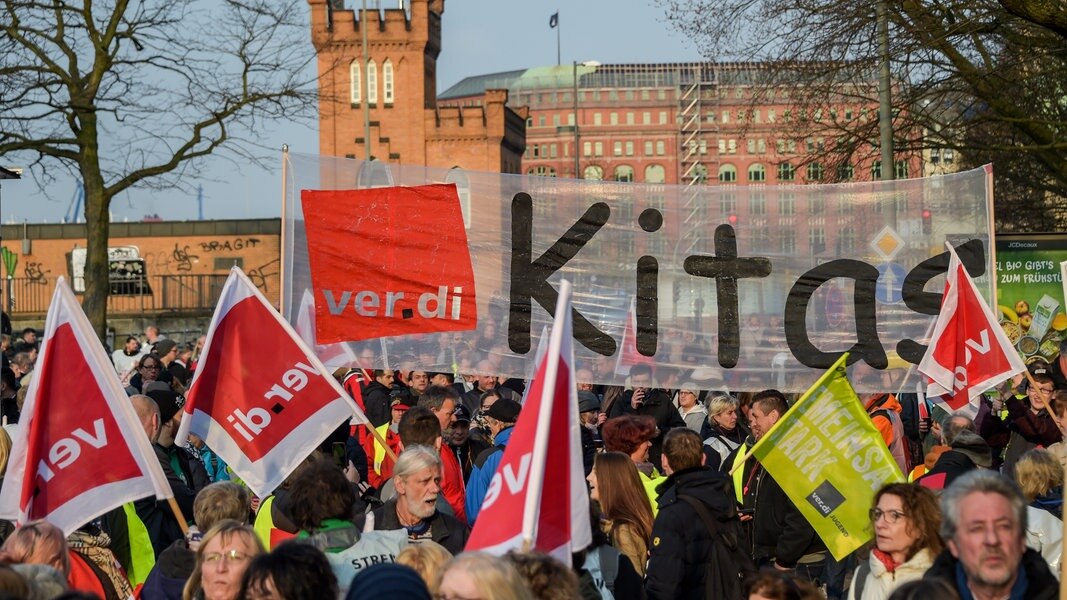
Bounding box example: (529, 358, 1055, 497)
(361, 380, 392, 427)
(644, 466, 738, 600)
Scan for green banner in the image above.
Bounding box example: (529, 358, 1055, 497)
(747, 353, 904, 560)
(995, 235, 1067, 365)
(0, 247, 16, 278)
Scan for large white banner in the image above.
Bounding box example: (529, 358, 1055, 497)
(283, 152, 994, 394)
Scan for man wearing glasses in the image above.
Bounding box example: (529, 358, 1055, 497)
(981, 372, 1060, 476)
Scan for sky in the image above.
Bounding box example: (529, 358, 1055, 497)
(2, 0, 704, 225)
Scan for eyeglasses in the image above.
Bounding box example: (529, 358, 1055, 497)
(203, 550, 251, 564)
(869, 508, 907, 524)
(1029, 387, 1054, 396)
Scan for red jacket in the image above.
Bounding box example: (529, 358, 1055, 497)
(440, 445, 467, 524)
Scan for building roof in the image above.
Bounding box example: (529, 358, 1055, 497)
(439, 61, 876, 101)
(0, 166, 22, 180)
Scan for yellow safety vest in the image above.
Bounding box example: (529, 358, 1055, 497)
(731, 444, 752, 506)
(121, 502, 155, 588)
(638, 469, 665, 517)
(253, 495, 277, 550)
(373, 422, 391, 474)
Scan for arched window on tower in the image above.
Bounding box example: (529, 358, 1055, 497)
(383, 59, 394, 105)
(350, 60, 361, 104)
(367, 59, 378, 104)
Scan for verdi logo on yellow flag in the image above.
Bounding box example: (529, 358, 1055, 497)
(746, 353, 904, 560)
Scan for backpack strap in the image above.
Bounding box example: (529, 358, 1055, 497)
(598, 545, 619, 594)
(853, 558, 870, 600)
(677, 495, 722, 600)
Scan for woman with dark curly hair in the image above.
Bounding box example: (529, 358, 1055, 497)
(848, 483, 943, 600)
(587, 452, 655, 577)
(601, 415, 664, 512)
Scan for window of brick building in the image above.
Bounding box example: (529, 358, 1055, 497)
(383, 59, 394, 104)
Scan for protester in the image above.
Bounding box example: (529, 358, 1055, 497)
(112, 336, 144, 382)
(702, 393, 745, 471)
(601, 415, 665, 514)
(467, 389, 504, 461)
(864, 392, 909, 475)
(435, 552, 534, 600)
(289, 458, 407, 588)
(0, 520, 70, 582)
(606, 364, 686, 466)
(916, 429, 992, 492)
(908, 414, 974, 481)
(587, 451, 653, 577)
(744, 571, 822, 600)
(924, 469, 1057, 599)
(362, 369, 396, 427)
(0, 369, 17, 424)
(676, 382, 707, 433)
(1012, 448, 1063, 575)
(367, 445, 470, 554)
(983, 373, 1061, 476)
(68, 520, 132, 599)
(417, 385, 467, 523)
(576, 505, 644, 600)
(181, 520, 263, 600)
(577, 390, 603, 476)
(742, 390, 826, 583)
(645, 428, 748, 599)
(466, 398, 522, 525)
(395, 541, 452, 594)
(237, 540, 339, 600)
(504, 550, 580, 600)
(345, 563, 432, 600)
(143, 481, 252, 599)
(847, 483, 942, 600)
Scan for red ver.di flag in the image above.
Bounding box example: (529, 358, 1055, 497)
(301, 184, 477, 344)
(919, 242, 1026, 416)
(467, 280, 591, 561)
(176, 267, 369, 498)
(0, 278, 171, 534)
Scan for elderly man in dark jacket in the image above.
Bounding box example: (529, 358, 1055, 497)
(369, 444, 469, 554)
(924, 469, 1057, 600)
(645, 428, 750, 599)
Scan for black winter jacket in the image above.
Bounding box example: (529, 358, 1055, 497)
(362, 381, 392, 427)
(750, 463, 825, 568)
(644, 466, 737, 600)
(924, 548, 1057, 600)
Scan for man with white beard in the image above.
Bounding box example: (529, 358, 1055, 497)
(368, 445, 469, 554)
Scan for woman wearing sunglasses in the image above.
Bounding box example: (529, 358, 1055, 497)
(848, 483, 942, 600)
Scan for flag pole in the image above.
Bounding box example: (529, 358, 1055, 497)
(167, 497, 190, 535)
(522, 279, 573, 547)
(279, 144, 290, 316)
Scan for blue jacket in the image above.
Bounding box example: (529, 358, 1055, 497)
(465, 426, 514, 525)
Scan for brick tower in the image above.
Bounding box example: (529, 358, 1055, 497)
(308, 0, 526, 173)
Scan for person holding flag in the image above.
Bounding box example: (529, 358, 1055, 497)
(740, 390, 828, 581)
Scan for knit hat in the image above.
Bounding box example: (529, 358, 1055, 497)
(346, 563, 431, 600)
(154, 339, 178, 356)
(147, 388, 186, 423)
(578, 391, 600, 413)
(950, 430, 993, 468)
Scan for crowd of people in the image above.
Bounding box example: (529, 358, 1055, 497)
(1, 319, 1067, 600)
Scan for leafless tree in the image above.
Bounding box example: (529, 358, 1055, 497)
(0, 0, 318, 338)
(656, 0, 1067, 231)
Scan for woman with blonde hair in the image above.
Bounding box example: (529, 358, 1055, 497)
(1014, 448, 1063, 575)
(848, 483, 943, 600)
(0, 520, 70, 577)
(702, 394, 746, 470)
(183, 520, 264, 600)
(587, 451, 654, 577)
(436, 552, 534, 600)
(396, 540, 453, 593)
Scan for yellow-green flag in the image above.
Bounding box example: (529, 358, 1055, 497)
(746, 353, 904, 559)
